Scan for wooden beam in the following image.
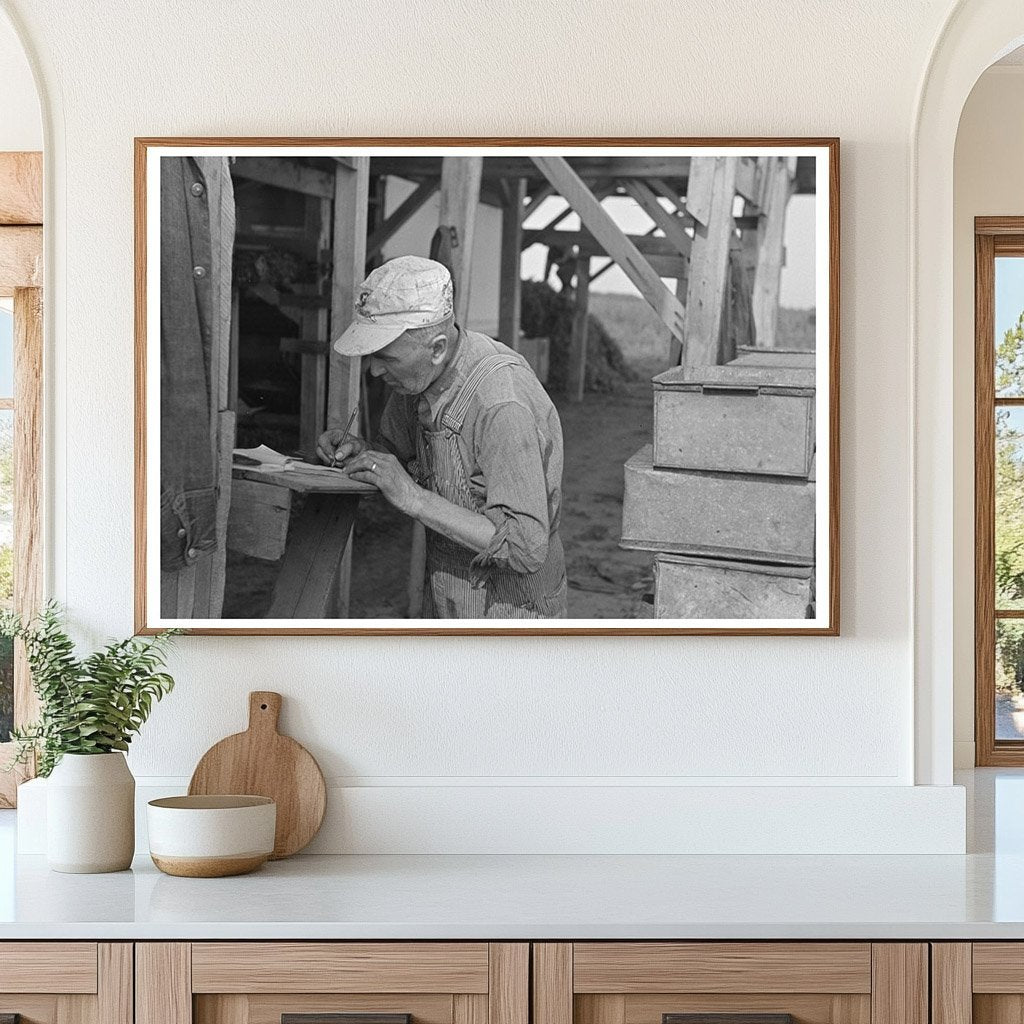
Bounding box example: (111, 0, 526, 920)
(438, 156, 483, 324)
(328, 158, 370, 619)
(521, 182, 555, 222)
(499, 179, 527, 349)
(752, 156, 797, 349)
(619, 178, 692, 256)
(523, 228, 691, 259)
(0, 226, 42, 295)
(0, 153, 42, 225)
(648, 177, 683, 211)
(568, 254, 591, 402)
(298, 194, 332, 457)
(681, 156, 738, 365)
(366, 179, 438, 260)
(231, 156, 334, 199)
(530, 155, 687, 343)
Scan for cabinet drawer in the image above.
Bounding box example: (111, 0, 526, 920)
(139, 943, 528, 1024)
(534, 944, 925, 1024)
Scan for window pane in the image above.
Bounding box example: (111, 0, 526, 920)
(0, 409, 12, 742)
(997, 407, 1024, 609)
(996, 256, 1024, 397)
(998, 620, 1024, 739)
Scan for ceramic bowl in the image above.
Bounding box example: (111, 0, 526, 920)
(147, 795, 276, 877)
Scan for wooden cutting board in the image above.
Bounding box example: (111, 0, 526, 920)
(188, 691, 326, 859)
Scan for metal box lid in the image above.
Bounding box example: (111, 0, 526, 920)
(652, 363, 815, 395)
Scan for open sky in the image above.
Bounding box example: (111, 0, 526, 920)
(997, 256, 1024, 340)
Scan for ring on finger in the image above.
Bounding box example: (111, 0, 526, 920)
(371, 462, 377, 473)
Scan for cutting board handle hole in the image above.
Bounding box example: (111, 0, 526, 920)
(260, 703, 268, 710)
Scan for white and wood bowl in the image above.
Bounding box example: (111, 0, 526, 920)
(147, 795, 276, 877)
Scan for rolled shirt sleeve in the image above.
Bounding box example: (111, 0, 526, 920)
(469, 400, 552, 576)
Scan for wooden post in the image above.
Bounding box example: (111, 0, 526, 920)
(438, 156, 483, 324)
(406, 157, 482, 618)
(569, 254, 590, 402)
(681, 156, 738, 366)
(328, 157, 369, 618)
(499, 178, 527, 349)
(298, 194, 331, 458)
(752, 156, 797, 349)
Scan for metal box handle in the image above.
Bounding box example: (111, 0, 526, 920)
(699, 384, 760, 395)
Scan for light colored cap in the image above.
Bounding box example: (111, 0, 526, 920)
(333, 255, 454, 357)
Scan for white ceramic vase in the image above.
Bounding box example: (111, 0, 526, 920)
(46, 752, 135, 873)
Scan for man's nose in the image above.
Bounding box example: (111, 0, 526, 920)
(367, 357, 386, 378)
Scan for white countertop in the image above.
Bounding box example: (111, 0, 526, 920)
(0, 769, 1021, 941)
(0, 848, 1021, 940)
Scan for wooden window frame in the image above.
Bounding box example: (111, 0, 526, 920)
(975, 217, 1024, 765)
(0, 151, 44, 806)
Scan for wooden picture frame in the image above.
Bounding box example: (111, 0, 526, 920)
(135, 138, 840, 636)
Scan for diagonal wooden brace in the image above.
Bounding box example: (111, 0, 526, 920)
(531, 155, 686, 346)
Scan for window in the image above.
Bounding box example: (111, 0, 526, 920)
(975, 219, 1024, 764)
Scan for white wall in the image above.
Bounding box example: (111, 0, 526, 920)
(0, 0, 975, 852)
(952, 66, 1024, 767)
(0, 9, 40, 151)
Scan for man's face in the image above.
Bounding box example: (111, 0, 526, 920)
(366, 329, 447, 395)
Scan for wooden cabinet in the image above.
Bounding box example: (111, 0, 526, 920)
(532, 944, 928, 1024)
(136, 944, 528, 1024)
(0, 943, 132, 1024)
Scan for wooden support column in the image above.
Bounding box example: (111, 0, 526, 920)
(438, 156, 483, 324)
(681, 156, 738, 366)
(499, 178, 527, 349)
(569, 253, 591, 402)
(328, 157, 370, 431)
(752, 155, 797, 349)
(408, 157, 482, 618)
(328, 157, 369, 618)
(531, 156, 686, 347)
(298, 194, 331, 459)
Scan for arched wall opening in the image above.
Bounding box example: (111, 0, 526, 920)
(914, 2, 1024, 785)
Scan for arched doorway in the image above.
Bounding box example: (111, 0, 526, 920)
(913, 1, 1024, 785)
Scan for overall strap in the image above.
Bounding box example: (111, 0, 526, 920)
(440, 353, 521, 432)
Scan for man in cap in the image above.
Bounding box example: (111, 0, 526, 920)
(317, 255, 567, 619)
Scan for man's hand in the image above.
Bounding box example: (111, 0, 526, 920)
(344, 450, 423, 516)
(316, 429, 368, 467)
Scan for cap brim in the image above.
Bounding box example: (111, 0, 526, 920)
(333, 320, 407, 357)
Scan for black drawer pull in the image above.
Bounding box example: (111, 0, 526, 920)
(283, 1016, 411, 1024)
(665, 1016, 794, 1024)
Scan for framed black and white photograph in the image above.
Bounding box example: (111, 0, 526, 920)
(135, 138, 839, 635)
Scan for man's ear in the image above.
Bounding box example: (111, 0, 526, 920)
(428, 332, 448, 365)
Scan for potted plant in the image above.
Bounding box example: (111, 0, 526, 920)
(2, 603, 179, 873)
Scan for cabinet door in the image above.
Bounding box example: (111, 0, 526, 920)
(0, 943, 131, 1024)
(943, 943, 1024, 1024)
(533, 944, 928, 1024)
(137, 943, 528, 1024)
